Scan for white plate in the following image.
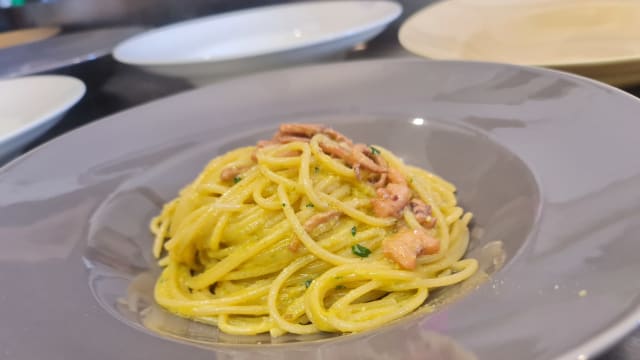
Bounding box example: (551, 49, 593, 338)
(398, 0, 640, 87)
(113, 1, 402, 86)
(0, 76, 85, 162)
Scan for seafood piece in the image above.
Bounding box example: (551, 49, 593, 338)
(371, 183, 411, 218)
(383, 228, 440, 269)
(409, 198, 436, 228)
(371, 168, 410, 218)
(272, 134, 312, 144)
(371, 153, 389, 188)
(319, 138, 386, 174)
(279, 123, 326, 138)
(278, 123, 352, 144)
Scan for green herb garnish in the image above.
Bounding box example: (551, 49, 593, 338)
(351, 226, 357, 237)
(335, 285, 346, 290)
(314, 166, 320, 174)
(304, 279, 313, 288)
(351, 244, 371, 257)
(282, 203, 286, 207)
(233, 176, 242, 184)
(370, 146, 380, 155)
(306, 203, 314, 208)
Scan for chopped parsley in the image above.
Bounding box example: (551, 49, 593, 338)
(335, 285, 346, 290)
(304, 279, 313, 288)
(351, 226, 357, 237)
(370, 146, 380, 155)
(314, 166, 320, 174)
(233, 176, 242, 184)
(282, 203, 286, 207)
(306, 203, 314, 208)
(351, 244, 371, 258)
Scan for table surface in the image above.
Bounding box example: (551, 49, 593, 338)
(9, 22, 640, 360)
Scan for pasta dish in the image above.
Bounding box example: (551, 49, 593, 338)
(150, 123, 478, 336)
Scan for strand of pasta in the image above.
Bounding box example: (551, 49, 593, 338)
(267, 226, 386, 334)
(309, 134, 356, 179)
(298, 142, 330, 210)
(304, 263, 430, 332)
(268, 255, 318, 334)
(187, 224, 290, 289)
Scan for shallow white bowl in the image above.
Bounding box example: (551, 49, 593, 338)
(113, 1, 402, 86)
(398, 0, 640, 87)
(0, 76, 85, 163)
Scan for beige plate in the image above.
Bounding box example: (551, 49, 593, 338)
(398, 0, 640, 87)
(0, 27, 60, 50)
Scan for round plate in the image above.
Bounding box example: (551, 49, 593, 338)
(0, 27, 144, 79)
(398, 0, 640, 87)
(1, 59, 639, 360)
(113, 1, 401, 85)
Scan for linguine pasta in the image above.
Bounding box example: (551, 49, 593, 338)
(150, 123, 478, 336)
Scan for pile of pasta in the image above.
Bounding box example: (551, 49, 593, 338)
(150, 123, 478, 336)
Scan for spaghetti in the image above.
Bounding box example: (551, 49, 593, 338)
(150, 123, 478, 336)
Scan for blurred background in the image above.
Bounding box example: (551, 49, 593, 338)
(0, 0, 437, 147)
(2, 0, 640, 165)
(0, 0, 429, 30)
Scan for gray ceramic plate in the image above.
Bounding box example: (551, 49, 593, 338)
(1, 59, 639, 360)
(0, 27, 144, 78)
